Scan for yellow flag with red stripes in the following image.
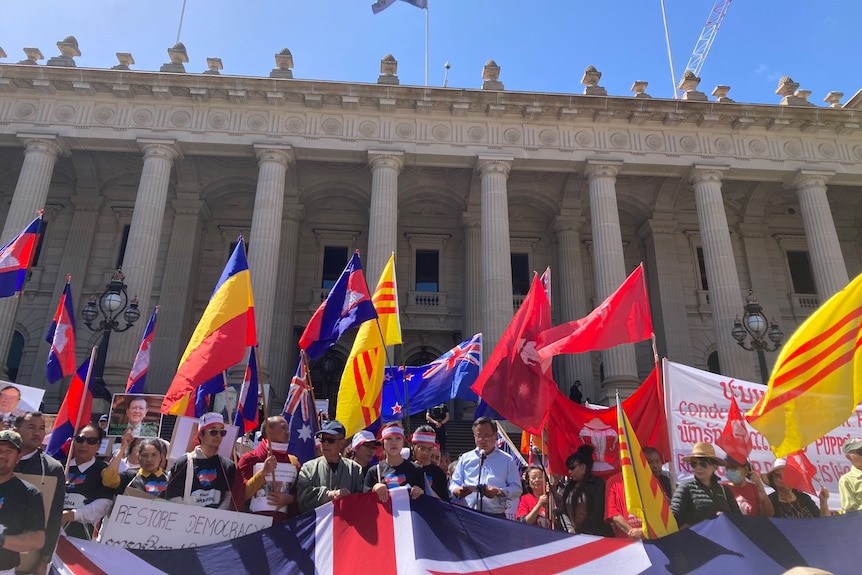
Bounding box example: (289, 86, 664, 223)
(617, 398, 678, 539)
(336, 254, 401, 435)
(747, 271, 862, 457)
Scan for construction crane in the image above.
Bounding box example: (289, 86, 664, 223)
(678, 0, 733, 96)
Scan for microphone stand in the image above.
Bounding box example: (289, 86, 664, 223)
(477, 449, 486, 513)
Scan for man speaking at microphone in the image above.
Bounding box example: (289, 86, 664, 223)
(450, 416, 522, 518)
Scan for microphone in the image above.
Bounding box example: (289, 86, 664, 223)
(477, 449, 487, 512)
(479, 449, 487, 462)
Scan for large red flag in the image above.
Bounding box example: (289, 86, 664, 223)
(545, 368, 668, 476)
(715, 396, 753, 464)
(537, 264, 652, 360)
(471, 274, 556, 435)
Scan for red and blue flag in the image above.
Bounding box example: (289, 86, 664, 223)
(46, 358, 93, 460)
(282, 354, 318, 463)
(126, 306, 158, 394)
(0, 212, 42, 298)
(234, 347, 259, 434)
(381, 334, 482, 422)
(299, 251, 377, 361)
(45, 278, 76, 384)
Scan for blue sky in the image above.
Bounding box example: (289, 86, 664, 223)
(1, 1, 858, 105)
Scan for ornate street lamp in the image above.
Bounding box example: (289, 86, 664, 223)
(81, 269, 140, 399)
(731, 290, 784, 384)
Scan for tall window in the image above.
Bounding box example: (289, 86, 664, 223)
(321, 246, 348, 289)
(696, 247, 709, 291)
(786, 251, 816, 294)
(511, 253, 530, 296)
(116, 224, 131, 269)
(415, 250, 439, 292)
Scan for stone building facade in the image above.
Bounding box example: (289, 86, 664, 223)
(0, 43, 860, 414)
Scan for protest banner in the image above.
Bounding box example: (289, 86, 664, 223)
(99, 495, 272, 550)
(664, 360, 861, 510)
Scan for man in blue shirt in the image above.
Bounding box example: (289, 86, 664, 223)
(450, 417, 522, 517)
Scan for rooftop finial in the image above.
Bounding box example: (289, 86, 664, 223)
(271, 48, 294, 79)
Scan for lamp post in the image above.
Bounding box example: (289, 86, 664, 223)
(81, 269, 140, 399)
(731, 290, 784, 384)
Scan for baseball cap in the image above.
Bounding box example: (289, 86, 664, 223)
(199, 412, 225, 432)
(0, 429, 22, 451)
(98, 414, 109, 422)
(316, 420, 346, 437)
(351, 430, 380, 450)
(842, 437, 862, 454)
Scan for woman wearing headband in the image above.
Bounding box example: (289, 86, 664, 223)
(365, 423, 424, 502)
(411, 425, 449, 500)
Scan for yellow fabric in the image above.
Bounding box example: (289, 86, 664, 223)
(747, 272, 862, 457)
(336, 255, 402, 436)
(617, 402, 678, 539)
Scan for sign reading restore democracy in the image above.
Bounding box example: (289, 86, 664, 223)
(665, 360, 862, 510)
(100, 495, 272, 550)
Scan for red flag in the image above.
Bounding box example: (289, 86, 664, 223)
(782, 450, 818, 495)
(470, 274, 556, 435)
(545, 368, 668, 476)
(715, 396, 753, 464)
(537, 264, 652, 360)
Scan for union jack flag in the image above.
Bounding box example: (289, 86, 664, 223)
(283, 353, 318, 463)
(422, 334, 481, 380)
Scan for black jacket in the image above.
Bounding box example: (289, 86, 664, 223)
(670, 474, 741, 526)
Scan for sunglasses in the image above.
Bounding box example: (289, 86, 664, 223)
(74, 435, 100, 445)
(690, 459, 714, 469)
(206, 429, 228, 437)
(319, 436, 343, 444)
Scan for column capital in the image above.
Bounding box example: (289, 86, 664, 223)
(368, 149, 404, 172)
(254, 143, 294, 167)
(792, 169, 834, 191)
(461, 211, 481, 229)
(17, 132, 69, 157)
(70, 194, 103, 212)
(476, 154, 513, 177)
(584, 159, 623, 180)
(284, 202, 305, 222)
(138, 138, 181, 162)
(171, 197, 208, 217)
(689, 164, 729, 185)
(637, 218, 678, 239)
(553, 215, 585, 233)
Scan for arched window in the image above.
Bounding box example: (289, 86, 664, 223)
(308, 350, 346, 419)
(707, 351, 721, 375)
(6, 331, 25, 382)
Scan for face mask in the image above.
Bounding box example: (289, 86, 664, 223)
(725, 469, 744, 483)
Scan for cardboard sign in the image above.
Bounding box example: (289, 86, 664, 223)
(99, 495, 272, 550)
(248, 462, 297, 513)
(14, 472, 57, 572)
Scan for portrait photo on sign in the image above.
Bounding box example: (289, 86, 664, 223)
(0, 380, 46, 427)
(168, 415, 239, 462)
(107, 393, 164, 438)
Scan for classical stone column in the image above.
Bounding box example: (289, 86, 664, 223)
(267, 204, 304, 405)
(553, 215, 593, 395)
(0, 134, 66, 369)
(690, 166, 753, 380)
(111, 139, 180, 372)
(585, 161, 639, 396)
(478, 155, 514, 356)
(461, 213, 483, 339)
(366, 150, 404, 285)
(638, 218, 694, 366)
(148, 197, 207, 393)
(794, 170, 849, 299)
(248, 145, 293, 370)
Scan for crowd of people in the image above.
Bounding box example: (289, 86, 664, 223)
(2, 408, 862, 575)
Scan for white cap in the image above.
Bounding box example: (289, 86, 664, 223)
(351, 430, 380, 451)
(199, 412, 224, 431)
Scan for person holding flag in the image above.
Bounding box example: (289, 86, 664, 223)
(765, 457, 831, 519)
(721, 457, 773, 517)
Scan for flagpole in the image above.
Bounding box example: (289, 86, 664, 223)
(660, 357, 678, 493)
(301, 350, 323, 429)
(424, 4, 429, 87)
(64, 346, 98, 479)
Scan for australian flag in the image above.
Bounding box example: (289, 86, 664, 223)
(298, 251, 377, 361)
(283, 354, 318, 463)
(381, 334, 481, 422)
(45, 279, 76, 384)
(0, 212, 42, 298)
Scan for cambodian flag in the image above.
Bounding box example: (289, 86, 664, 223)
(299, 251, 377, 361)
(45, 278, 76, 384)
(234, 347, 259, 434)
(162, 237, 256, 414)
(283, 354, 318, 464)
(46, 358, 93, 460)
(0, 213, 42, 298)
(126, 307, 158, 394)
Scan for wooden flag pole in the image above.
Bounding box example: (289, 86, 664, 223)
(64, 346, 98, 479)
